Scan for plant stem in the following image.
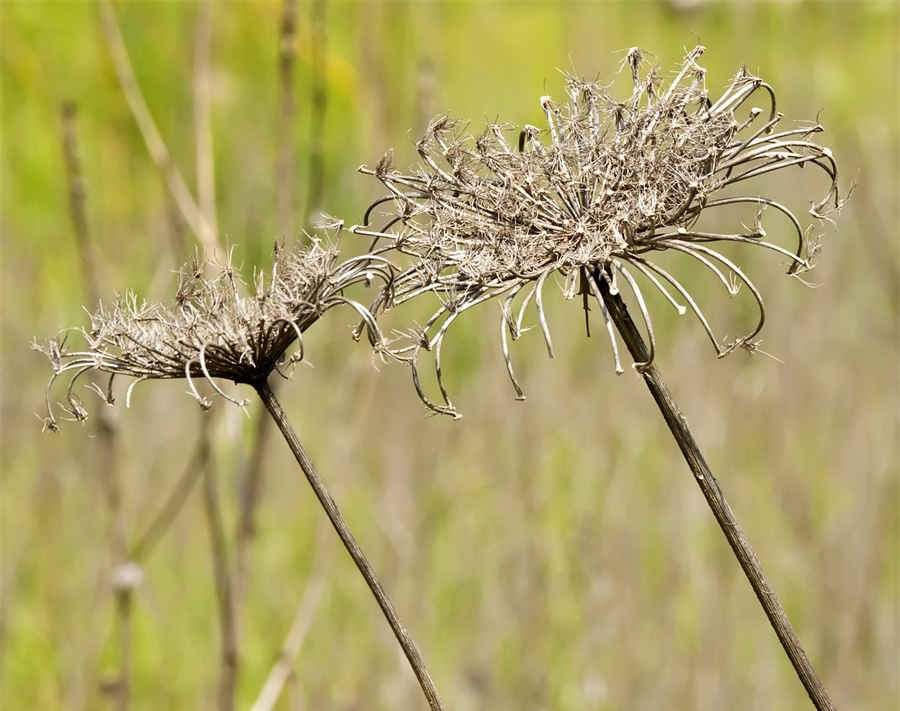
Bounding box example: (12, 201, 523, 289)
(594, 271, 835, 711)
(277, 0, 298, 238)
(254, 379, 444, 711)
(305, 0, 327, 225)
(129, 435, 205, 562)
(249, 525, 328, 711)
(61, 101, 133, 711)
(98, 0, 219, 260)
(234, 393, 276, 615)
(200, 415, 238, 711)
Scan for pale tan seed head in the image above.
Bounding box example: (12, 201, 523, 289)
(35, 235, 391, 430)
(355, 46, 842, 417)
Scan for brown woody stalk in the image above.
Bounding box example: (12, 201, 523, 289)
(200, 414, 238, 711)
(255, 380, 444, 711)
(305, 0, 327, 225)
(36, 238, 445, 710)
(191, 4, 239, 707)
(60, 101, 134, 711)
(359, 46, 841, 708)
(594, 270, 834, 710)
(234, 0, 300, 620)
(98, 0, 219, 260)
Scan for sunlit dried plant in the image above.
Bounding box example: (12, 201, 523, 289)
(356, 46, 841, 710)
(35, 234, 446, 711)
(355, 45, 840, 417)
(34, 236, 384, 430)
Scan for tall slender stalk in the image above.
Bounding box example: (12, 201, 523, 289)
(249, 525, 328, 711)
(193, 0, 218, 243)
(200, 415, 238, 711)
(593, 270, 835, 711)
(276, 0, 298, 238)
(305, 0, 327, 225)
(190, 7, 241, 707)
(253, 379, 444, 711)
(60, 101, 133, 711)
(98, 0, 219, 260)
(234, 0, 300, 618)
(128, 436, 204, 562)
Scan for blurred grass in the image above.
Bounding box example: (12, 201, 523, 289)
(2, 1, 898, 710)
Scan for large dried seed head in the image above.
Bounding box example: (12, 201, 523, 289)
(35, 237, 390, 430)
(354, 46, 842, 417)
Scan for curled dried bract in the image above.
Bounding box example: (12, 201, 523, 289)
(355, 45, 842, 416)
(35, 236, 391, 430)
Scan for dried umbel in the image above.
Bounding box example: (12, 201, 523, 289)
(355, 46, 841, 416)
(35, 237, 388, 430)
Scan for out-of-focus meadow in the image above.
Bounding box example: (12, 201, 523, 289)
(2, 1, 898, 709)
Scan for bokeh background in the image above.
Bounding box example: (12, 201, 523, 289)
(2, 1, 898, 709)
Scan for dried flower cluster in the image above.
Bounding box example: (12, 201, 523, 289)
(355, 46, 841, 416)
(35, 237, 388, 430)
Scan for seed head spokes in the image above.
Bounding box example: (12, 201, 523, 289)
(354, 46, 842, 416)
(35, 236, 391, 430)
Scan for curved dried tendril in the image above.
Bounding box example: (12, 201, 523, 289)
(356, 45, 842, 415)
(35, 236, 391, 429)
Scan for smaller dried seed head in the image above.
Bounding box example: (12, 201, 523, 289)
(354, 45, 843, 417)
(34, 236, 391, 431)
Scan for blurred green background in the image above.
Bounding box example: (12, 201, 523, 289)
(2, 1, 898, 709)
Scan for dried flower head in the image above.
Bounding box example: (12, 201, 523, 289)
(35, 236, 389, 430)
(354, 46, 842, 416)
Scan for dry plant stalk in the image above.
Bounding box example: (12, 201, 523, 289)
(98, 0, 219, 260)
(60, 100, 137, 711)
(305, 0, 328, 225)
(359, 46, 841, 709)
(199, 413, 238, 711)
(188, 8, 241, 706)
(249, 525, 329, 711)
(235, 0, 301, 622)
(35, 239, 445, 711)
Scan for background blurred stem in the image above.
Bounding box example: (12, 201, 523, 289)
(200, 416, 238, 711)
(98, 0, 219, 260)
(276, 0, 298, 239)
(249, 524, 328, 711)
(235, 0, 300, 622)
(60, 100, 132, 711)
(593, 269, 835, 711)
(193, 0, 218, 245)
(305, 0, 327, 226)
(190, 6, 240, 707)
(128, 440, 205, 562)
(254, 379, 445, 711)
